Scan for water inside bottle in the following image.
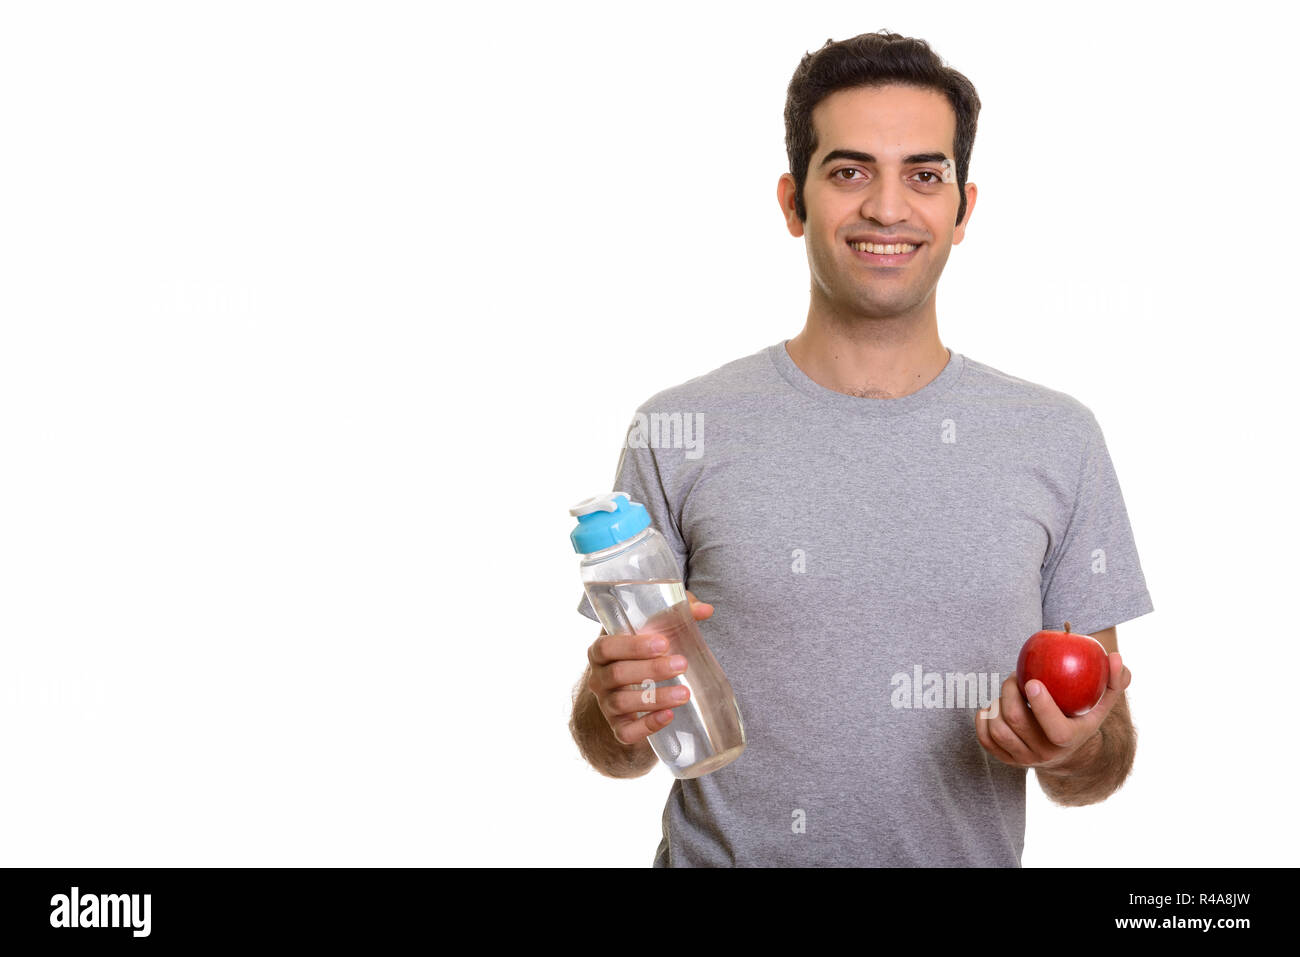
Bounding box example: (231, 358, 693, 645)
(587, 580, 746, 778)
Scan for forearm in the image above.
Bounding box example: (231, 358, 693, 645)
(1035, 695, 1136, 807)
(569, 664, 658, 779)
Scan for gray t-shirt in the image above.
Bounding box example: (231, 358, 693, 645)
(577, 340, 1153, 866)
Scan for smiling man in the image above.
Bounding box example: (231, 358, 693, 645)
(571, 31, 1153, 866)
(780, 83, 969, 394)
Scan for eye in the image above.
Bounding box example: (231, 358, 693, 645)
(833, 168, 864, 182)
(914, 170, 943, 184)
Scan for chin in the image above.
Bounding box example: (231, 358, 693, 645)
(843, 295, 919, 319)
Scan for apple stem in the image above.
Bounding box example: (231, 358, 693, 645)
(1064, 621, 1072, 633)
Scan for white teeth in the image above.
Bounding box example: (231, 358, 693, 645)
(851, 242, 916, 254)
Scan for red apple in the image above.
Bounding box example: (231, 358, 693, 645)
(1016, 622, 1110, 717)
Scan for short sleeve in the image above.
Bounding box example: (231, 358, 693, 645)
(1040, 412, 1154, 637)
(576, 413, 691, 624)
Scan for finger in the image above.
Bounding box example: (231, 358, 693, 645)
(975, 705, 1024, 767)
(1073, 653, 1131, 722)
(609, 708, 676, 747)
(985, 711, 1037, 766)
(604, 682, 690, 718)
(588, 631, 671, 668)
(597, 655, 689, 694)
(686, 590, 714, 619)
(981, 678, 1039, 765)
(1109, 653, 1133, 693)
(1109, 652, 1124, 689)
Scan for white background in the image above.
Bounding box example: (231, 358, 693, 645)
(1, 1, 1296, 867)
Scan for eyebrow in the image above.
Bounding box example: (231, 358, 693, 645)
(818, 149, 951, 168)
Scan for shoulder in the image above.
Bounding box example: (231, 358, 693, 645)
(633, 343, 778, 414)
(957, 354, 1100, 440)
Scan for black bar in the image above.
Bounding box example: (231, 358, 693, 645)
(0, 866, 1289, 944)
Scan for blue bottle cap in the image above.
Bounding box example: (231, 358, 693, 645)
(569, 491, 651, 554)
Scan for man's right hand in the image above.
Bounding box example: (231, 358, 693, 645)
(585, 591, 714, 747)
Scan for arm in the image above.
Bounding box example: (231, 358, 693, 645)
(975, 626, 1137, 807)
(1033, 626, 1136, 807)
(569, 593, 713, 779)
(569, 652, 658, 780)
(1034, 690, 1135, 806)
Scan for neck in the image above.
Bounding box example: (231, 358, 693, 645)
(786, 298, 948, 399)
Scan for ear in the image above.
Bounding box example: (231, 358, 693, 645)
(953, 181, 977, 245)
(777, 173, 804, 238)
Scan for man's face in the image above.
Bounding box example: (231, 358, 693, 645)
(780, 83, 976, 320)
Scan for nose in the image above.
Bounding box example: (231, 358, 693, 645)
(858, 170, 913, 227)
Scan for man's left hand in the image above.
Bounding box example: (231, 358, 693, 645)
(975, 653, 1132, 770)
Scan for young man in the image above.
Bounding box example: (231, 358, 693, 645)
(570, 31, 1152, 866)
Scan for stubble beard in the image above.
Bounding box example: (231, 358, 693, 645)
(814, 266, 928, 327)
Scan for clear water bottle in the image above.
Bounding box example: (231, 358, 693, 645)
(570, 491, 746, 779)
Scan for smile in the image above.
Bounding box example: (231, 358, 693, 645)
(847, 240, 922, 264)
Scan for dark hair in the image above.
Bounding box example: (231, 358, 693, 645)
(784, 31, 981, 227)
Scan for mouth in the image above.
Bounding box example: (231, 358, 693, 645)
(846, 239, 922, 265)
